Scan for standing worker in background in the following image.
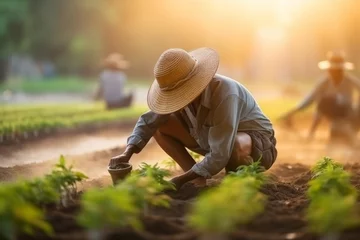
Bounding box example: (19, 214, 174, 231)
(281, 51, 360, 145)
(95, 53, 133, 110)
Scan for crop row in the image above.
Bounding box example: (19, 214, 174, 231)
(0, 105, 147, 143)
(1, 157, 358, 240)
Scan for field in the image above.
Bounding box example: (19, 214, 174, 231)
(1, 94, 360, 240)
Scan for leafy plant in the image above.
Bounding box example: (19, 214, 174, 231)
(45, 155, 88, 207)
(311, 157, 343, 178)
(77, 187, 141, 240)
(188, 176, 266, 236)
(307, 191, 359, 234)
(0, 182, 53, 240)
(133, 162, 174, 190)
(117, 173, 172, 213)
(228, 160, 266, 183)
(20, 178, 60, 207)
(306, 157, 360, 237)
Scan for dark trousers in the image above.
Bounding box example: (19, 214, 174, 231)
(106, 93, 133, 110)
(317, 95, 358, 144)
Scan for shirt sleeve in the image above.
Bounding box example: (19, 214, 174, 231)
(348, 74, 360, 92)
(191, 95, 243, 178)
(295, 78, 327, 111)
(127, 111, 169, 151)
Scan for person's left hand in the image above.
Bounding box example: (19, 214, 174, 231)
(170, 176, 187, 190)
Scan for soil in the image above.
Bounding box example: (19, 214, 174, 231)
(17, 163, 360, 240)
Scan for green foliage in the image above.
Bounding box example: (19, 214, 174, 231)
(46, 155, 88, 194)
(308, 168, 356, 199)
(311, 157, 343, 178)
(133, 162, 175, 190)
(0, 182, 53, 240)
(77, 187, 141, 231)
(188, 176, 266, 234)
(20, 178, 60, 206)
(117, 173, 172, 209)
(307, 192, 359, 234)
(0, 104, 147, 143)
(306, 157, 360, 234)
(228, 160, 266, 183)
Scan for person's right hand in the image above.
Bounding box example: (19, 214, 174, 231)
(109, 153, 131, 168)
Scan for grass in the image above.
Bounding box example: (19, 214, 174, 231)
(0, 77, 150, 94)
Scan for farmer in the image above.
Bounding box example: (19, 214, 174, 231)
(280, 51, 360, 145)
(95, 53, 133, 110)
(109, 48, 277, 189)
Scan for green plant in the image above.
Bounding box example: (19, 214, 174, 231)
(20, 178, 60, 207)
(77, 187, 141, 240)
(45, 155, 88, 207)
(133, 162, 175, 190)
(307, 191, 359, 234)
(0, 183, 53, 240)
(117, 174, 172, 212)
(306, 157, 360, 237)
(188, 176, 266, 237)
(311, 157, 343, 178)
(228, 160, 266, 183)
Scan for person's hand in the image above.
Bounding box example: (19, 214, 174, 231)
(170, 176, 187, 190)
(109, 153, 131, 168)
(108, 145, 137, 168)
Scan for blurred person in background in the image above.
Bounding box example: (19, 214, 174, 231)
(109, 48, 277, 190)
(95, 53, 133, 110)
(280, 51, 360, 146)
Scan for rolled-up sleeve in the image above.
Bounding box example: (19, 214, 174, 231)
(127, 111, 169, 152)
(191, 95, 243, 178)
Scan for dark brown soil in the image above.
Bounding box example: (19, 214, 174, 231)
(18, 163, 360, 240)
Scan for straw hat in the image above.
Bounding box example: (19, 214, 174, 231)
(318, 51, 354, 70)
(147, 48, 219, 114)
(104, 53, 129, 70)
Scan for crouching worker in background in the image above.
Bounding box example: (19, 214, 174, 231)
(95, 53, 133, 110)
(109, 48, 277, 190)
(280, 51, 360, 146)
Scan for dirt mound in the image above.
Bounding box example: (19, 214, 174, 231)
(16, 163, 360, 240)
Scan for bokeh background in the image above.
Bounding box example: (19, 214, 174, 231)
(1, 0, 360, 88)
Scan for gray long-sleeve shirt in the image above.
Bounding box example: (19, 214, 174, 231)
(295, 74, 360, 111)
(127, 74, 274, 178)
(99, 70, 127, 103)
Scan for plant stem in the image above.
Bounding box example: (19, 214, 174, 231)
(200, 233, 229, 240)
(87, 229, 103, 240)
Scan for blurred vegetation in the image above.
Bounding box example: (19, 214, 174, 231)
(2, 0, 360, 84)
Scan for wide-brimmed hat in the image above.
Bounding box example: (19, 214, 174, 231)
(104, 53, 129, 70)
(147, 48, 219, 114)
(318, 51, 354, 70)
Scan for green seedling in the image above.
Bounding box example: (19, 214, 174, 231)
(188, 176, 266, 240)
(311, 157, 343, 178)
(117, 173, 172, 215)
(45, 155, 88, 207)
(307, 191, 359, 236)
(77, 187, 141, 240)
(20, 178, 60, 207)
(306, 158, 360, 239)
(133, 162, 175, 190)
(228, 160, 266, 183)
(0, 182, 53, 240)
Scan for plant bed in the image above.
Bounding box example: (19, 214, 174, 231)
(13, 162, 360, 240)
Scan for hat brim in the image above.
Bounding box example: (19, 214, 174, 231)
(147, 48, 219, 114)
(318, 61, 354, 70)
